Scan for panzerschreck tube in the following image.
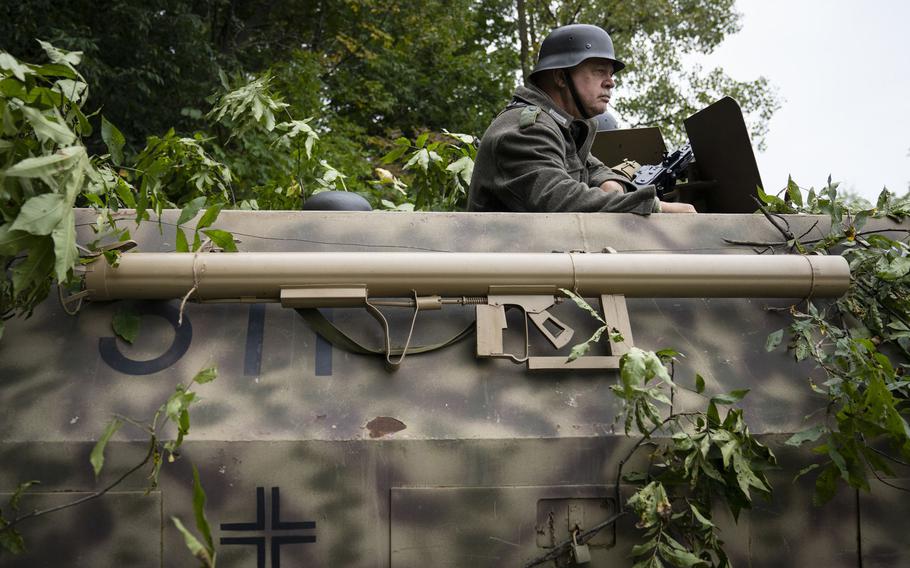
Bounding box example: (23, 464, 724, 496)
(83, 252, 851, 301)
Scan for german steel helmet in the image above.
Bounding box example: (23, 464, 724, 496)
(530, 24, 625, 79)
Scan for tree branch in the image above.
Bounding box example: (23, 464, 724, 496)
(2, 439, 156, 534)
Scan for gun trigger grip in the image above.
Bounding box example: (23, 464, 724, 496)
(528, 311, 574, 349)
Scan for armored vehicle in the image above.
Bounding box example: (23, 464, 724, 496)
(1, 99, 907, 567)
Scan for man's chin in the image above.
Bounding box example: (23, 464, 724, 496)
(589, 102, 609, 116)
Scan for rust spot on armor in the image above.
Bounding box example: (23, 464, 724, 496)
(365, 416, 407, 438)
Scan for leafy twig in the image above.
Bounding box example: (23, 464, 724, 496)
(1, 440, 155, 533)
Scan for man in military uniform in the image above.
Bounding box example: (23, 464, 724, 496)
(467, 24, 695, 214)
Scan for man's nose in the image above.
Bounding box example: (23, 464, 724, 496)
(604, 74, 615, 88)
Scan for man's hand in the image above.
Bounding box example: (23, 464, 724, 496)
(658, 201, 697, 213)
(599, 180, 696, 213)
(599, 180, 625, 195)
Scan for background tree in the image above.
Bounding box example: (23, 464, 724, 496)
(1, 0, 778, 201)
(518, 0, 780, 148)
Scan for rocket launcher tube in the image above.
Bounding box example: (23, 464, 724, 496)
(84, 251, 850, 301)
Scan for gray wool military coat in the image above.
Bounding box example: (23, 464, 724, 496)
(467, 84, 658, 214)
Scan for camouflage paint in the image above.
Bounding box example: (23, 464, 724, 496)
(1, 209, 907, 567)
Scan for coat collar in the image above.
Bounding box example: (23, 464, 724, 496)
(512, 84, 597, 134)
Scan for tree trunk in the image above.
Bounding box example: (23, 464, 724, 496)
(517, 0, 530, 81)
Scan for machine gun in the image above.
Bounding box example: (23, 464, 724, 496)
(82, 251, 850, 370)
(632, 142, 694, 198)
(591, 97, 765, 213)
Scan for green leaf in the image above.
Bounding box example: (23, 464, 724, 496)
(380, 143, 410, 164)
(101, 116, 126, 166)
(720, 439, 738, 468)
(21, 106, 76, 146)
(51, 208, 77, 281)
(877, 188, 891, 210)
(193, 366, 218, 384)
(0, 225, 36, 256)
(195, 206, 221, 231)
(827, 445, 849, 481)
(112, 305, 140, 344)
(90, 418, 122, 478)
(813, 464, 839, 505)
(877, 256, 910, 281)
(633, 557, 663, 568)
(54, 79, 87, 104)
(69, 101, 92, 136)
(630, 540, 658, 556)
(102, 249, 122, 267)
(201, 229, 237, 252)
(415, 132, 429, 149)
(10, 193, 67, 236)
(710, 389, 749, 405)
(655, 348, 681, 361)
(445, 155, 474, 186)
(0, 52, 31, 81)
(706, 401, 720, 425)
(659, 542, 707, 567)
(443, 130, 476, 145)
(794, 462, 821, 481)
(11, 237, 54, 295)
(765, 329, 784, 352)
(0, 523, 26, 554)
(756, 184, 786, 208)
(175, 228, 189, 253)
(0, 77, 29, 103)
(166, 390, 196, 424)
(568, 339, 593, 362)
(9, 480, 39, 513)
(4, 146, 83, 178)
(560, 288, 607, 324)
(695, 374, 705, 394)
(171, 516, 214, 567)
(36, 40, 83, 67)
(689, 503, 714, 528)
(404, 148, 430, 172)
(785, 424, 827, 447)
(31, 62, 77, 80)
(786, 176, 803, 207)
(176, 196, 207, 226)
(191, 465, 214, 551)
(178, 410, 190, 441)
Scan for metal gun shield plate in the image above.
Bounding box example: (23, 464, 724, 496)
(684, 96, 765, 213)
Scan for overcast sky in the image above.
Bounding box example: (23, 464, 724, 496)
(686, 0, 910, 202)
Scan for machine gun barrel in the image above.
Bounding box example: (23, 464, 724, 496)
(84, 252, 850, 301)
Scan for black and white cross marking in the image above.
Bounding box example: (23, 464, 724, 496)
(220, 487, 317, 568)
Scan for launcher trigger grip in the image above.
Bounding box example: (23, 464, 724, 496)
(528, 310, 574, 349)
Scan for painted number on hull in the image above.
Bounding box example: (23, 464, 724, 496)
(99, 302, 334, 376)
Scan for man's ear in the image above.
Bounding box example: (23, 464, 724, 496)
(555, 70, 568, 89)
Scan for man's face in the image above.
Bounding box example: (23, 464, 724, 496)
(566, 58, 616, 117)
